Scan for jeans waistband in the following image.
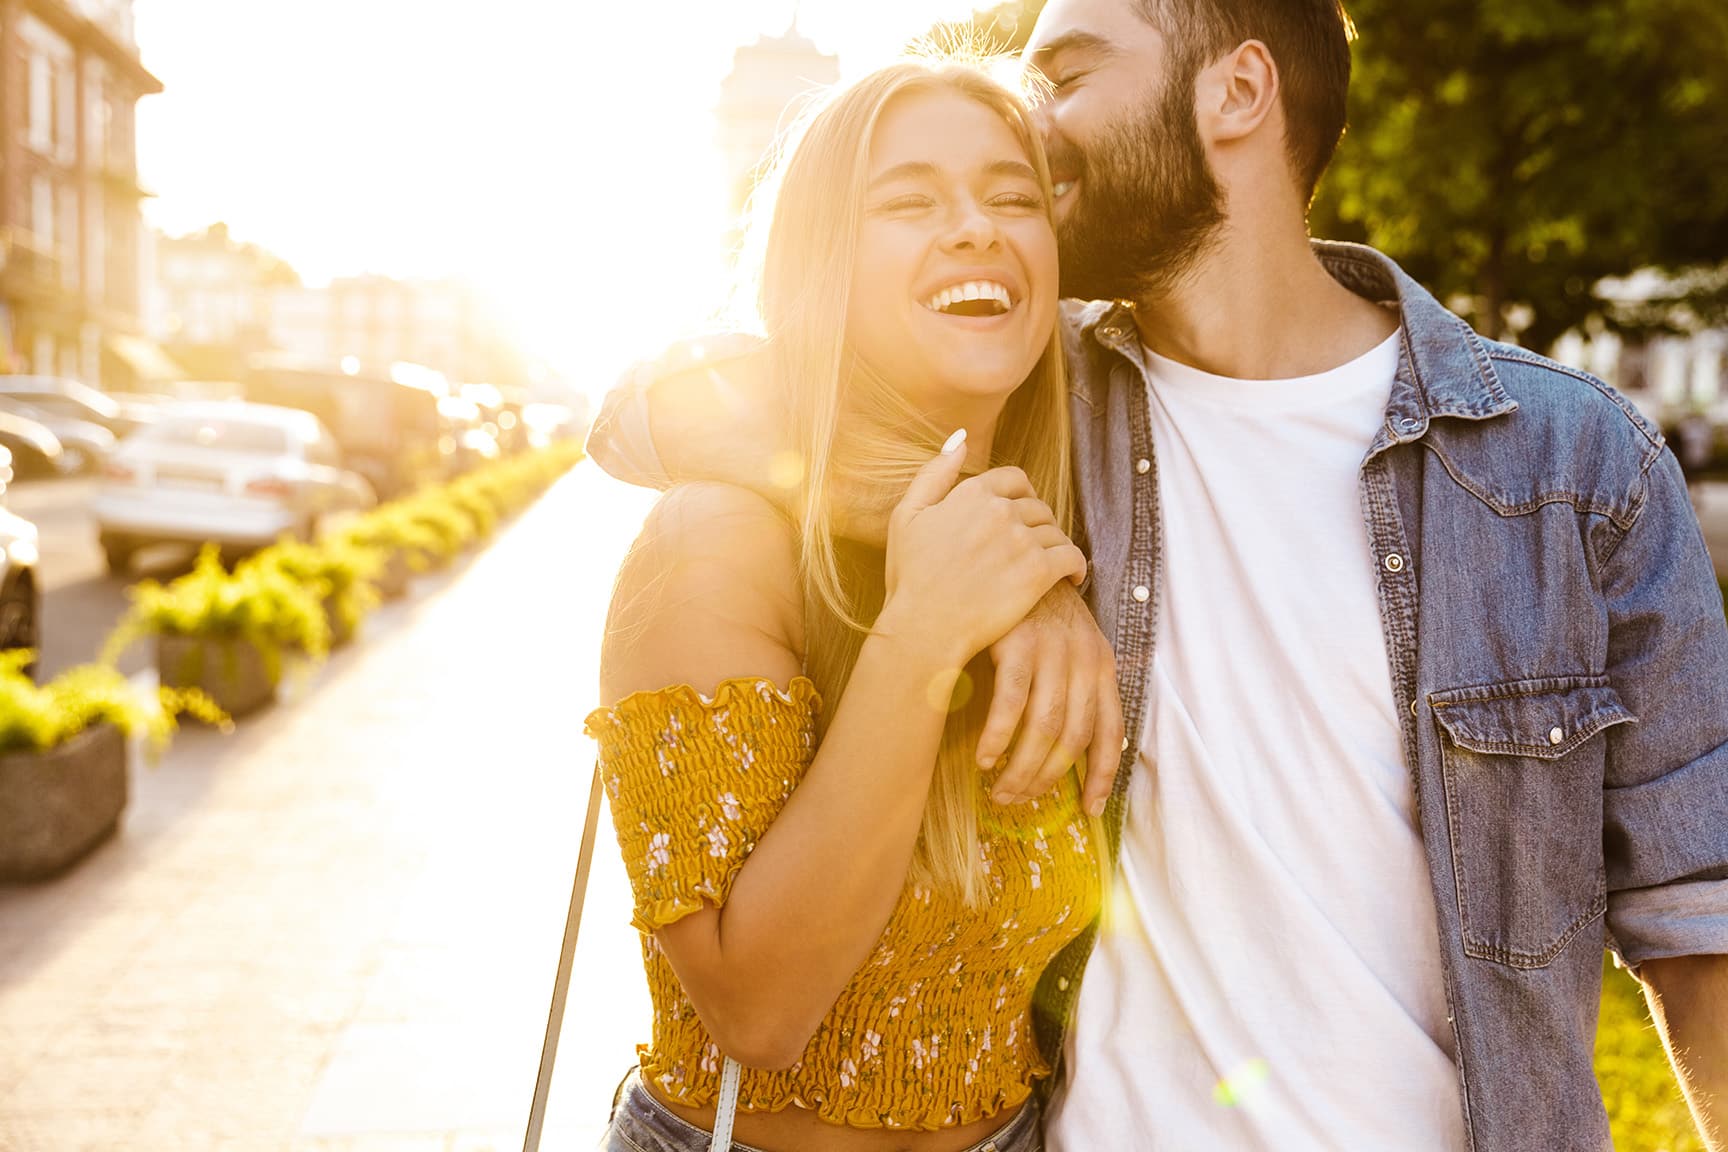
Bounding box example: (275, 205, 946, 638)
(602, 1070, 1042, 1152)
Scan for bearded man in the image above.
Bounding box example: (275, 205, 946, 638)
(586, 2, 1728, 1147)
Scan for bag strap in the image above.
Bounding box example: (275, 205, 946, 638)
(522, 763, 606, 1152)
(709, 1057, 742, 1151)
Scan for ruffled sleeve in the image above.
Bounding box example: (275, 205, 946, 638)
(583, 676, 821, 934)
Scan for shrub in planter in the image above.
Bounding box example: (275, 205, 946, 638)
(440, 476, 501, 541)
(333, 507, 444, 600)
(251, 536, 383, 648)
(102, 545, 330, 718)
(394, 494, 476, 567)
(0, 652, 224, 880)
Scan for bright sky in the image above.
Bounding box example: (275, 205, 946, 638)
(132, 0, 992, 395)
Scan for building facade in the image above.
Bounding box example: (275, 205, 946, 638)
(0, 0, 159, 387)
(714, 23, 839, 220)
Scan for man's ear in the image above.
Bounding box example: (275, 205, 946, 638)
(1195, 39, 1279, 146)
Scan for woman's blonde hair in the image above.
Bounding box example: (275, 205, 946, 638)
(741, 54, 1075, 904)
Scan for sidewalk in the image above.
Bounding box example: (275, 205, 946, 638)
(0, 462, 660, 1151)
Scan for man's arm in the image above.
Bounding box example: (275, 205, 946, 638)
(585, 335, 779, 492)
(1600, 447, 1728, 1149)
(588, 336, 1128, 808)
(1641, 954, 1728, 1150)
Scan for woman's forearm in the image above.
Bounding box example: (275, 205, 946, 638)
(661, 623, 962, 1066)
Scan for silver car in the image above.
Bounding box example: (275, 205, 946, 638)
(93, 401, 377, 574)
(0, 446, 41, 663)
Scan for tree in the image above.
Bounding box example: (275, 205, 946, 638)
(927, 0, 1728, 352)
(1310, 0, 1728, 350)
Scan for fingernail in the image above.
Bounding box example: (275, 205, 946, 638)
(941, 428, 968, 455)
(993, 790, 1014, 805)
(978, 755, 996, 770)
(1088, 798, 1106, 817)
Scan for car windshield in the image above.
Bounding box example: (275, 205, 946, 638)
(148, 419, 290, 455)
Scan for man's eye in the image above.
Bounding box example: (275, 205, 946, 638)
(991, 192, 1044, 210)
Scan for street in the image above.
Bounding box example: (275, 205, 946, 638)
(0, 462, 660, 1150)
(6, 476, 217, 681)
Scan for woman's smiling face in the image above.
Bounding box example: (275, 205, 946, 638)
(845, 87, 1059, 424)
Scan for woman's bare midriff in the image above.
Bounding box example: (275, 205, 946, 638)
(646, 1080, 1025, 1152)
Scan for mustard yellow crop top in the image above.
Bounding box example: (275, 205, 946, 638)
(583, 676, 1102, 1131)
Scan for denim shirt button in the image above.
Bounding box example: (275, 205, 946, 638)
(1136, 458, 1151, 475)
(1549, 726, 1565, 745)
(1399, 417, 1422, 434)
(1057, 976, 1071, 991)
(1132, 584, 1151, 602)
(1384, 554, 1405, 573)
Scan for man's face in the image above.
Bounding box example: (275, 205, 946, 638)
(1025, 0, 1226, 301)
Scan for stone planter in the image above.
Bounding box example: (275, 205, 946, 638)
(157, 633, 277, 719)
(374, 550, 413, 601)
(323, 600, 355, 649)
(0, 723, 127, 881)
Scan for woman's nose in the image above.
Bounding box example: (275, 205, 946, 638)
(942, 201, 1001, 251)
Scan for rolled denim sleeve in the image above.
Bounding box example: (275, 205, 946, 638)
(584, 367, 672, 490)
(1601, 447, 1728, 965)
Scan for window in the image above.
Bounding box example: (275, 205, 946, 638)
(148, 419, 291, 455)
(27, 56, 51, 154)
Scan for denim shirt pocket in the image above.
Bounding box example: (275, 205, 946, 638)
(1429, 675, 1636, 968)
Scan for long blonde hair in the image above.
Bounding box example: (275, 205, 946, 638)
(742, 57, 1075, 905)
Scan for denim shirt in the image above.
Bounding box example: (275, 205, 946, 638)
(584, 242, 1728, 1151)
(1035, 240, 1728, 1151)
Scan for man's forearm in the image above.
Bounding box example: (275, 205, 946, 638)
(1642, 952, 1728, 1149)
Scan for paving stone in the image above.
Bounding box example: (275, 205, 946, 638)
(0, 467, 658, 1145)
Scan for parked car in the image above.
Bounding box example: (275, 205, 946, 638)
(0, 409, 65, 477)
(243, 362, 446, 500)
(92, 401, 378, 574)
(0, 448, 41, 662)
(0, 376, 146, 436)
(0, 399, 114, 474)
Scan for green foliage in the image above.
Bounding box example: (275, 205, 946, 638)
(102, 543, 330, 673)
(1596, 953, 1706, 1151)
(393, 493, 477, 564)
(0, 650, 228, 758)
(251, 535, 384, 638)
(1311, 0, 1728, 350)
(335, 504, 444, 573)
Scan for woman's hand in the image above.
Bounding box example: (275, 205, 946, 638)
(879, 431, 1088, 672)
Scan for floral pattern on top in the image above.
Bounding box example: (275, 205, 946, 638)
(584, 676, 1103, 1132)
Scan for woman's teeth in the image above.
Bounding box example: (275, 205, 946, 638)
(923, 280, 1015, 316)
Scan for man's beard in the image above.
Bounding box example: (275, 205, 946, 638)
(1051, 72, 1225, 303)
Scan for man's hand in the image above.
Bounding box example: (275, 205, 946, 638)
(978, 580, 1124, 817)
(1641, 953, 1728, 1150)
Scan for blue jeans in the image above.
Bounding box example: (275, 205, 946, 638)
(601, 1070, 1044, 1152)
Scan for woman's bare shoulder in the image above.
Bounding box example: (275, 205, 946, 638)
(600, 482, 804, 705)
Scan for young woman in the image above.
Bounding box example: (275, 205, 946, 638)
(587, 58, 1102, 1152)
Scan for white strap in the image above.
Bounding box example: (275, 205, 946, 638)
(709, 1056, 742, 1151)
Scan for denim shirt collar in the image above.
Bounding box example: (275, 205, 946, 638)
(1068, 239, 1520, 448)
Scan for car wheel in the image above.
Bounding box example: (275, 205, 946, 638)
(101, 535, 136, 576)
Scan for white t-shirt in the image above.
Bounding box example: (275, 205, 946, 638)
(1045, 333, 1466, 1150)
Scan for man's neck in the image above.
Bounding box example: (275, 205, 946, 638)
(1132, 220, 1397, 381)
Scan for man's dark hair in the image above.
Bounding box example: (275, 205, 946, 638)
(1137, 0, 1354, 202)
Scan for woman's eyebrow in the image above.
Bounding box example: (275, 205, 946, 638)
(868, 160, 1039, 190)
